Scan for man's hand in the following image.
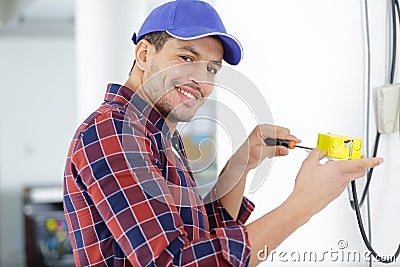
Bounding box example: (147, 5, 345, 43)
(290, 149, 384, 215)
(218, 124, 299, 219)
(234, 124, 300, 171)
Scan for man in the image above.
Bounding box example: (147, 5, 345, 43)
(63, 0, 383, 266)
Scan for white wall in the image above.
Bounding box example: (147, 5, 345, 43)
(0, 24, 76, 266)
(75, 0, 145, 122)
(215, 0, 400, 266)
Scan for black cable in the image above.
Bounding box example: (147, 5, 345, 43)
(351, 181, 400, 263)
(390, 0, 398, 84)
(350, 0, 400, 264)
(357, 0, 397, 209)
(361, 1, 374, 265)
(359, 132, 380, 207)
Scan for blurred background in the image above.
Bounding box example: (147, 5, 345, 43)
(0, 0, 399, 266)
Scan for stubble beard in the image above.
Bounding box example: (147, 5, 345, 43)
(155, 97, 195, 123)
(145, 63, 201, 123)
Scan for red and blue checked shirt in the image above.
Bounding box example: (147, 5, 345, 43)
(63, 84, 254, 266)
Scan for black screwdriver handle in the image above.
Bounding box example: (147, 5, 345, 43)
(264, 138, 292, 148)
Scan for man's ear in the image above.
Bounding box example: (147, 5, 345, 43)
(135, 39, 153, 71)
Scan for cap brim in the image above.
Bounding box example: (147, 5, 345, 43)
(167, 28, 243, 65)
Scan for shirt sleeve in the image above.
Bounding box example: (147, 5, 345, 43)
(205, 195, 255, 229)
(71, 110, 252, 267)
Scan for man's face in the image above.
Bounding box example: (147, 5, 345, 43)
(140, 36, 223, 123)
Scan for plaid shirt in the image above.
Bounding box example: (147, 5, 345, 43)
(63, 84, 254, 266)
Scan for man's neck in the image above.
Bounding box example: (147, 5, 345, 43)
(124, 76, 178, 134)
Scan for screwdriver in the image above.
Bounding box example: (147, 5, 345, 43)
(264, 138, 313, 150)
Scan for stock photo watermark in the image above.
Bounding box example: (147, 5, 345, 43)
(122, 63, 275, 206)
(257, 240, 397, 263)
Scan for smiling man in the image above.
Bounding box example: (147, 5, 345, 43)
(129, 36, 222, 126)
(63, 0, 383, 266)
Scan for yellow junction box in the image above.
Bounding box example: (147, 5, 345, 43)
(316, 133, 362, 160)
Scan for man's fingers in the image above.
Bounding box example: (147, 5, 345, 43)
(336, 157, 384, 174)
(275, 126, 301, 143)
(346, 170, 369, 182)
(275, 146, 289, 156)
(304, 149, 327, 164)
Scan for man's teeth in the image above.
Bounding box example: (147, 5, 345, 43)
(177, 87, 196, 99)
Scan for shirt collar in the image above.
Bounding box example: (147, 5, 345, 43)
(104, 83, 172, 137)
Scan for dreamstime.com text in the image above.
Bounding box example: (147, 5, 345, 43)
(257, 240, 397, 263)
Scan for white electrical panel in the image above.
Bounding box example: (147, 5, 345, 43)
(374, 84, 400, 134)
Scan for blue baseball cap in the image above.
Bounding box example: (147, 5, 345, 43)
(132, 0, 243, 65)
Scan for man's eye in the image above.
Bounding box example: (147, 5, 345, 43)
(180, 56, 192, 62)
(207, 65, 218, 74)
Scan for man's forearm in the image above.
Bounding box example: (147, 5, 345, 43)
(217, 154, 250, 220)
(246, 193, 312, 267)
